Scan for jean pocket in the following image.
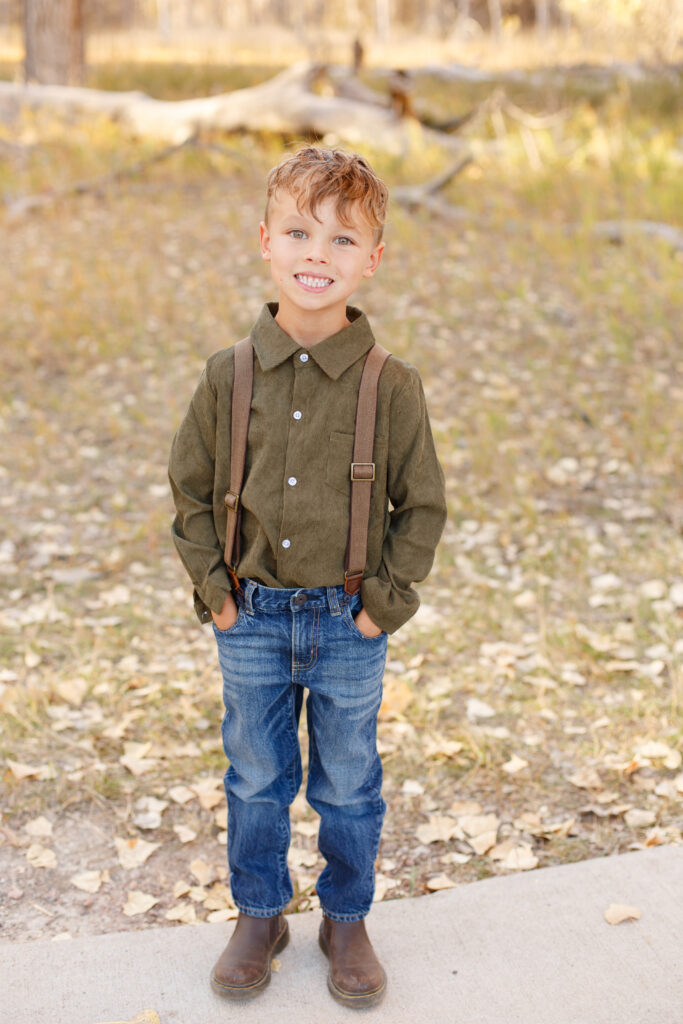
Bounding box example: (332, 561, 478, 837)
(212, 605, 244, 637)
(341, 602, 386, 641)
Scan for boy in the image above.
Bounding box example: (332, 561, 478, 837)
(168, 147, 447, 1008)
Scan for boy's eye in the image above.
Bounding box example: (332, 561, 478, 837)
(335, 236, 354, 246)
(288, 230, 306, 239)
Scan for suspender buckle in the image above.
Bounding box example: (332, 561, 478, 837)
(224, 490, 240, 511)
(344, 570, 363, 595)
(350, 462, 375, 482)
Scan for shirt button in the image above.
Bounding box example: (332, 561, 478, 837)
(299, 353, 309, 363)
(288, 476, 297, 486)
(293, 410, 302, 420)
(281, 539, 291, 549)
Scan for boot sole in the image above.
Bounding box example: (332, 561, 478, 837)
(318, 926, 387, 1009)
(210, 919, 289, 1000)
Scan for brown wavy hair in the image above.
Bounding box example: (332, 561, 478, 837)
(264, 146, 389, 244)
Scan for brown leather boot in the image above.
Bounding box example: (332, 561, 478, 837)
(318, 914, 387, 1008)
(210, 911, 289, 999)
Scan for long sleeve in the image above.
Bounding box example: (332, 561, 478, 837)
(360, 367, 447, 634)
(168, 362, 232, 621)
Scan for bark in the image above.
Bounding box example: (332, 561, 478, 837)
(23, 0, 86, 86)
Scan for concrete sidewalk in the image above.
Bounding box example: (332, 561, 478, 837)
(1, 845, 681, 1024)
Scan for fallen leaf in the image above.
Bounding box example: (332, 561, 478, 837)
(7, 759, 42, 780)
(173, 825, 197, 844)
(190, 858, 219, 885)
(416, 815, 460, 844)
(458, 814, 500, 837)
(207, 907, 239, 923)
(466, 698, 496, 720)
(115, 837, 160, 869)
(604, 903, 641, 925)
(26, 844, 56, 868)
(213, 806, 228, 829)
(123, 891, 159, 917)
(502, 755, 528, 775)
(469, 830, 498, 855)
(624, 808, 656, 828)
(25, 816, 53, 837)
(165, 903, 196, 923)
(567, 767, 603, 789)
(288, 846, 319, 867)
(167, 785, 196, 804)
(450, 800, 482, 816)
(172, 880, 191, 898)
(71, 870, 107, 893)
(55, 677, 87, 706)
(426, 873, 457, 891)
(501, 845, 538, 870)
(379, 677, 414, 719)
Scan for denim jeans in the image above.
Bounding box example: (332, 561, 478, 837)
(213, 578, 388, 922)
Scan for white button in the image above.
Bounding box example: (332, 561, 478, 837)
(288, 476, 297, 486)
(293, 410, 302, 420)
(299, 353, 309, 363)
(281, 539, 291, 549)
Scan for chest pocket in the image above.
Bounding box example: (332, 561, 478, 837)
(325, 431, 388, 497)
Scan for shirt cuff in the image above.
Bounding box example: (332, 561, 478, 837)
(360, 575, 419, 635)
(193, 576, 232, 625)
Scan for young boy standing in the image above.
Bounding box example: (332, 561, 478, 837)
(169, 147, 447, 1008)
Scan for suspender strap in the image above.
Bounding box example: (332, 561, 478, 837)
(223, 337, 253, 594)
(344, 343, 391, 594)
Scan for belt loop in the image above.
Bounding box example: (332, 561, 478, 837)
(244, 579, 256, 615)
(327, 585, 341, 616)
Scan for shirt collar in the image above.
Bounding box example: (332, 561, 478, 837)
(250, 302, 375, 381)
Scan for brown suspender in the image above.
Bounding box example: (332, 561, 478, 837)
(224, 339, 390, 597)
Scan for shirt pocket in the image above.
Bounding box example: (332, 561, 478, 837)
(325, 430, 388, 498)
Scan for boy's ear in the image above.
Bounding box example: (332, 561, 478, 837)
(259, 221, 271, 261)
(362, 241, 385, 278)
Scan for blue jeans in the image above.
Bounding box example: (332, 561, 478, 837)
(213, 578, 388, 922)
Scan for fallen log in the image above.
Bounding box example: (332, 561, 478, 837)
(0, 60, 464, 156)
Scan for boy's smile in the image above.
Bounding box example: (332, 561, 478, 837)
(259, 191, 384, 346)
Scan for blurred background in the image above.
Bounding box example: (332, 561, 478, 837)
(0, 1, 681, 943)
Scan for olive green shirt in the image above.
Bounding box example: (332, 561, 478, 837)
(168, 302, 447, 634)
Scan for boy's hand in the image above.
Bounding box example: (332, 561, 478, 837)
(353, 607, 383, 638)
(212, 592, 239, 631)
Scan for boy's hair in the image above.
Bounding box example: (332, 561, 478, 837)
(264, 146, 388, 244)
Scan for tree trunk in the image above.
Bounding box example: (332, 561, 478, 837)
(535, 0, 549, 40)
(23, 0, 86, 86)
(487, 0, 502, 41)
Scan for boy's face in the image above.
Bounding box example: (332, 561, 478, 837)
(259, 190, 384, 337)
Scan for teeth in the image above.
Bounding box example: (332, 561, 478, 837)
(296, 275, 332, 289)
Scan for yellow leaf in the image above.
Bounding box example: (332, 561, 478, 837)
(26, 844, 57, 868)
(604, 903, 641, 925)
(123, 891, 158, 917)
(115, 837, 160, 869)
(165, 903, 196, 923)
(469, 830, 498, 855)
(379, 677, 414, 720)
(426, 873, 457, 891)
(7, 759, 42, 780)
(71, 870, 106, 893)
(25, 816, 53, 837)
(190, 858, 219, 886)
(416, 815, 460, 845)
(173, 824, 197, 844)
(501, 845, 538, 871)
(458, 813, 500, 837)
(167, 785, 196, 804)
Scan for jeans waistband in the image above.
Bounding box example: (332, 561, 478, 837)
(238, 578, 351, 615)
